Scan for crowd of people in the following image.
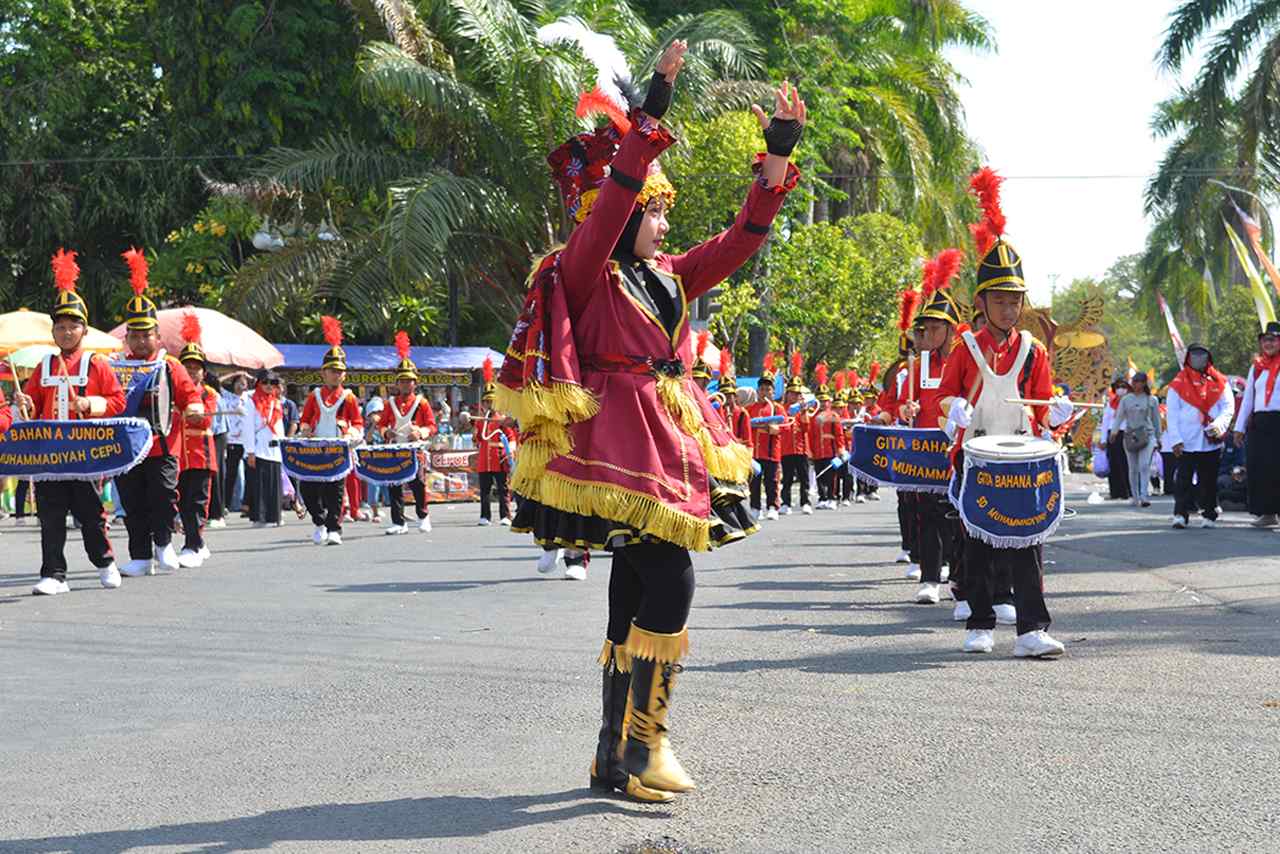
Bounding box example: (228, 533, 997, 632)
(1097, 321, 1280, 531)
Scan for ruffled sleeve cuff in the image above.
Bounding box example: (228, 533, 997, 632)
(751, 153, 802, 194)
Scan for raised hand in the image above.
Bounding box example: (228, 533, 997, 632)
(751, 80, 808, 131)
(642, 41, 687, 121)
(655, 40, 688, 84)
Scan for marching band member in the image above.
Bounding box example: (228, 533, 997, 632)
(834, 376, 856, 505)
(18, 250, 124, 595)
(176, 312, 219, 568)
(1234, 321, 1280, 527)
(377, 331, 436, 535)
(808, 364, 845, 509)
(1166, 344, 1234, 530)
(498, 40, 803, 801)
(474, 358, 516, 527)
(717, 352, 751, 444)
(880, 346, 921, 571)
(894, 249, 964, 607)
(114, 249, 204, 579)
(938, 168, 1073, 658)
(245, 369, 285, 526)
(779, 353, 813, 515)
(298, 317, 364, 545)
(852, 378, 882, 503)
(747, 355, 784, 520)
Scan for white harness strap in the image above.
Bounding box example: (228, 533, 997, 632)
(962, 329, 1033, 436)
(312, 387, 346, 438)
(40, 353, 92, 420)
(919, 349, 941, 390)
(391, 395, 422, 442)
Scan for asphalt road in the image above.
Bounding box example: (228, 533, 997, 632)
(1, 476, 1277, 854)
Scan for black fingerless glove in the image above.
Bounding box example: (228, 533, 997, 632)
(641, 72, 673, 121)
(763, 117, 803, 157)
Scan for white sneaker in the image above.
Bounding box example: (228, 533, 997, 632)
(895, 551, 911, 564)
(499, 517, 512, 526)
(477, 518, 492, 527)
(198, 545, 211, 561)
(120, 558, 151, 578)
(177, 549, 203, 569)
(564, 563, 588, 581)
(963, 628, 994, 653)
(326, 531, 343, 545)
(155, 543, 179, 572)
(315, 526, 330, 544)
(418, 517, 432, 533)
(32, 576, 70, 596)
(854, 496, 865, 504)
(536, 549, 562, 575)
(994, 603, 1017, 625)
(207, 517, 227, 529)
(98, 562, 121, 589)
(904, 564, 922, 581)
(801, 504, 813, 515)
(766, 508, 779, 521)
(779, 505, 792, 516)
(1171, 515, 1187, 529)
(252, 521, 269, 529)
(1198, 517, 1217, 529)
(15, 517, 26, 526)
(869, 492, 881, 502)
(1013, 630, 1065, 658)
(940, 564, 951, 583)
(1129, 497, 1140, 507)
(953, 600, 972, 622)
(384, 523, 407, 536)
(915, 583, 940, 604)
(1251, 514, 1278, 528)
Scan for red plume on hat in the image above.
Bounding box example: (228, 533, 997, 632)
(898, 289, 921, 332)
(122, 247, 149, 295)
(763, 352, 776, 375)
(815, 361, 828, 388)
(927, 248, 964, 298)
(869, 361, 882, 386)
(395, 330, 411, 360)
(719, 347, 732, 378)
(321, 315, 343, 347)
(52, 248, 80, 291)
(790, 350, 804, 379)
(834, 371, 846, 392)
(575, 88, 631, 135)
(181, 310, 201, 345)
(968, 167, 1006, 256)
(848, 369, 861, 389)
(695, 329, 710, 362)
(482, 355, 494, 384)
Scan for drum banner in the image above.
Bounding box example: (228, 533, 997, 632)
(958, 452, 1065, 548)
(0, 418, 154, 481)
(850, 425, 952, 493)
(355, 444, 421, 486)
(280, 439, 353, 483)
(111, 358, 163, 419)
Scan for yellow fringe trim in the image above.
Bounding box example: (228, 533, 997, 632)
(597, 641, 633, 673)
(624, 624, 689, 664)
(539, 471, 711, 552)
(497, 379, 599, 494)
(656, 374, 752, 482)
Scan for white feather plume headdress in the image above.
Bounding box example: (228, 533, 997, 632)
(536, 17, 634, 114)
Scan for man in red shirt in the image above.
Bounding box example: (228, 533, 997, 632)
(17, 250, 127, 595)
(377, 338, 436, 535)
(176, 320, 219, 569)
(938, 175, 1074, 658)
(113, 250, 205, 579)
(474, 374, 517, 526)
(779, 365, 812, 515)
(746, 366, 784, 520)
(298, 318, 364, 546)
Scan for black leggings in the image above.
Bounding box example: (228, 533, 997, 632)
(606, 542, 695, 644)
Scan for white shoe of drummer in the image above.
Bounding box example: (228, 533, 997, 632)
(197, 545, 211, 562)
(869, 492, 881, 502)
(779, 505, 792, 516)
(119, 558, 151, 578)
(1171, 515, 1188, 529)
(765, 508, 779, 521)
(207, 517, 227, 529)
(801, 504, 813, 515)
(384, 523, 407, 536)
(1013, 630, 1065, 659)
(98, 562, 121, 589)
(536, 550, 562, 576)
(155, 543, 180, 572)
(32, 576, 70, 596)
(952, 600, 972, 622)
(994, 603, 1017, 625)
(315, 526, 331, 544)
(477, 518, 492, 527)
(177, 548, 203, 569)
(1198, 517, 1217, 529)
(895, 551, 911, 564)
(564, 563, 588, 581)
(419, 517, 432, 533)
(499, 517, 512, 527)
(963, 629, 994, 654)
(915, 583, 941, 605)
(940, 564, 950, 583)
(327, 531, 343, 546)
(904, 563, 922, 581)
(855, 495, 866, 504)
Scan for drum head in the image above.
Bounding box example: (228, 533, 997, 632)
(964, 434, 1058, 462)
(155, 358, 172, 434)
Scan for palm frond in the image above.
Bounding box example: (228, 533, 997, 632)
(255, 135, 426, 194)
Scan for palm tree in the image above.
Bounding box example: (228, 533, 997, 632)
(222, 0, 766, 344)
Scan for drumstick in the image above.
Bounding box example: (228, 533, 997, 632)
(1005, 397, 1105, 409)
(907, 354, 916, 405)
(8, 356, 29, 419)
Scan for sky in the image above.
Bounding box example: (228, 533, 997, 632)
(948, 1, 1187, 304)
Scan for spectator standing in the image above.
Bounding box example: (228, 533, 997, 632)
(1233, 320, 1280, 527)
(1116, 371, 1161, 507)
(1166, 345, 1234, 529)
(222, 374, 250, 518)
(1101, 377, 1132, 500)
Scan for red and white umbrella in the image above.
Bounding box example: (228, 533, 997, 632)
(111, 307, 283, 369)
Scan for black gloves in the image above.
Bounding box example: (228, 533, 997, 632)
(641, 72, 673, 121)
(763, 117, 803, 157)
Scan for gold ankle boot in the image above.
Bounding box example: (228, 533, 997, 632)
(620, 626, 696, 793)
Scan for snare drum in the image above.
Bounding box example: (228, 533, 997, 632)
(958, 434, 1065, 548)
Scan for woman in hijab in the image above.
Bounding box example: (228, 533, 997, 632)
(1166, 345, 1235, 529)
(1233, 321, 1280, 528)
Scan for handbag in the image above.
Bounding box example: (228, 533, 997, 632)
(1124, 426, 1151, 451)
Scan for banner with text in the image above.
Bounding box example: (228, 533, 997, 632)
(850, 425, 952, 493)
(280, 439, 353, 483)
(958, 453, 1065, 548)
(355, 444, 422, 486)
(0, 418, 154, 481)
